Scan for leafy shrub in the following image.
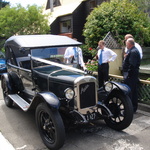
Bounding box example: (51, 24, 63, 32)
(83, 0, 150, 48)
(82, 47, 98, 71)
(81, 45, 97, 62)
(85, 59, 98, 71)
(81, 45, 98, 71)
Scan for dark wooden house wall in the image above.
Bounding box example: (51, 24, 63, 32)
(51, 18, 60, 35)
(50, 0, 111, 43)
(76, 0, 110, 43)
(72, 2, 86, 43)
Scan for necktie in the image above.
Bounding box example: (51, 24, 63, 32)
(73, 47, 79, 64)
(73, 47, 77, 58)
(99, 50, 103, 65)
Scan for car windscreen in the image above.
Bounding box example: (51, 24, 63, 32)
(31, 47, 66, 64)
(31, 46, 84, 75)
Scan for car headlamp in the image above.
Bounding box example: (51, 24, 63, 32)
(65, 88, 74, 100)
(104, 82, 113, 92)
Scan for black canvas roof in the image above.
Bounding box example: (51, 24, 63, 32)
(5, 34, 82, 49)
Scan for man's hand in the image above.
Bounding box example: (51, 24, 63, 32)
(83, 66, 87, 71)
(69, 55, 74, 58)
(84, 69, 93, 75)
(124, 53, 128, 58)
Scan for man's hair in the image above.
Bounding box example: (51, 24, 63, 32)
(127, 38, 135, 46)
(98, 40, 105, 45)
(125, 34, 133, 39)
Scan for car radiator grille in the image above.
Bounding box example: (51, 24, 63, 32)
(79, 82, 96, 109)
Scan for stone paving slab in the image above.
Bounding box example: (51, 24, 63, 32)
(0, 132, 15, 150)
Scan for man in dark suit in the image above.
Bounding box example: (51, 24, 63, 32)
(123, 38, 141, 113)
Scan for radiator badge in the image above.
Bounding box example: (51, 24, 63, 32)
(81, 84, 89, 94)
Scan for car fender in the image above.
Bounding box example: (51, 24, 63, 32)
(98, 81, 131, 102)
(111, 81, 131, 95)
(8, 71, 24, 92)
(1, 73, 13, 92)
(31, 92, 60, 110)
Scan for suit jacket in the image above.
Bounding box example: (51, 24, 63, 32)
(123, 46, 141, 77)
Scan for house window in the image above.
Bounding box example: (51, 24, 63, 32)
(46, 0, 61, 10)
(53, 0, 61, 7)
(89, 0, 96, 11)
(60, 20, 72, 33)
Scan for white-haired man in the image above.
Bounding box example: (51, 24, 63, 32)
(123, 38, 141, 113)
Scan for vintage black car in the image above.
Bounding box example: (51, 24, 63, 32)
(1, 35, 133, 150)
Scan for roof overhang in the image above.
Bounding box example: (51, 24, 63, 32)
(46, 0, 84, 24)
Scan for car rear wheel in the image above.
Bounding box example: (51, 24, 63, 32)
(103, 91, 133, 131)
(2, 78, 13, 107)
(36, 103, 65, 150)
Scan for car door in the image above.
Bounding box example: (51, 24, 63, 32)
(18, 58, 35, 96)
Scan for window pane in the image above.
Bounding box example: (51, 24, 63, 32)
(60, 20, 71, 33)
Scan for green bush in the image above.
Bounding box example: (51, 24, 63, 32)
(83, 0, 150, 48)
(80, 45, 97, 62)
(0, 4, 50, 39)
(80, 44, 99, 71)
(85, 59, 98, 71)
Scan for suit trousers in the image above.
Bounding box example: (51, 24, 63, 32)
(98, 63, 109, 88)
(124, 70, 139, 112)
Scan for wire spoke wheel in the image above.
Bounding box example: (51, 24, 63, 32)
(108, 97, 124, 123)
(104, 91, 133, 131)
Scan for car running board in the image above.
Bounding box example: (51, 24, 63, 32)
(8, 94, 30, 111)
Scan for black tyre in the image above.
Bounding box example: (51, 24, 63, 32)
(1, 78, 13, 107)
(103, 91, 133, 131)
(35, 103, 65, 150)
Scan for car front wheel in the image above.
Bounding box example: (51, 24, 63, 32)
(103, 90, 133, 131)
(35, 103, 65, 150)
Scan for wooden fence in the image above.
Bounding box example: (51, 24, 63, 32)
(109, 74, 150, 104)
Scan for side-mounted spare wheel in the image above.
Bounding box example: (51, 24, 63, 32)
(35, 102, 65, 150)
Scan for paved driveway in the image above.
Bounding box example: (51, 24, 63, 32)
(0, 80, 150, 150)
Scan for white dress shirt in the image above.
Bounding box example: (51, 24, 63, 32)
(125, 42, 143, 59)
(64, 47, 85, 68)
(97, 47, 117, 64)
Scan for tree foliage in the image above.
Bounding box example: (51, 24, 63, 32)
(0, 4, 50, 39)
(0, 0, 9, 9)
(131, 0, 150, 15)
(83, 0, 150, 48)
